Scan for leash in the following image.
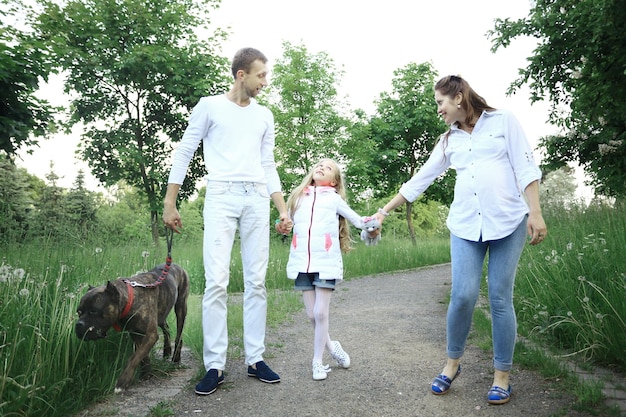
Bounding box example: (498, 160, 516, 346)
(125, 227, 173, 289)
(114, 228, 173, 331)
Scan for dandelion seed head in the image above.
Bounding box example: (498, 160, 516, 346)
(0, 265, 10, 280)
(95, 247, 103, 254)
(13, 268, 25, 280)
(19, 288, 30, 297)
(566, 242, 573, 251)
(582, 297, 589, 303)
(142, 251, 150, 258)
(567, 311, 572, 317)
(595, 313, 603, 320)
(578, 276, 586, 282)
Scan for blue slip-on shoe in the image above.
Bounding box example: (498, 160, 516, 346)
(247, 360, 281, 383)
(487, 385, 512, 404)
(431, 365, 461, 395)
(194, 369, 224, 395)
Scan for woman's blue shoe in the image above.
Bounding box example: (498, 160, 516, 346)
(487, 385, 512, 404)
(431, 365, 461, 395)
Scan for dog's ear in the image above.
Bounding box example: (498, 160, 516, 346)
(105, 281, 121, 303)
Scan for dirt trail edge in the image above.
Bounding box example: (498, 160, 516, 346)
(82, 264, 596, 417)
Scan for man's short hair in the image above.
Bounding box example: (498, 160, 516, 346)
(231, 48, 268, 79)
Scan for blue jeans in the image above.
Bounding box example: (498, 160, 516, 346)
(447, 217, 527, 371)
(201, 181, 270, 370)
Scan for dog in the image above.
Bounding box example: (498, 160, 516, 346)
(75, 263, 189, 393)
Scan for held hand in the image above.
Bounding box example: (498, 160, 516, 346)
(275, 215, 293, 235)
(527, 212, 547, 245)
(371, 212, 386, 236)
(163, 206, 183, 234)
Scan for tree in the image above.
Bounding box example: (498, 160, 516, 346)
(539, 166, 579, 210)
(366, 62, 453, 244)
(261, 41, 349, 194)
(489, 0, 626, 199)
(34, 0, 231, 244)
(0, 0, 56, 157)
(29, 161, 66, 238)
(64, 170, 99, 237)
(0, 155, 35, 242)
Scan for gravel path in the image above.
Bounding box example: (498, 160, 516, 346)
(80, 264, 599, 417)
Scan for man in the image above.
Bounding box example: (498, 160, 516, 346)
(163, 47, 292, 396)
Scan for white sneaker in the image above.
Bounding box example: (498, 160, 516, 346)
(330, 341, 351, 368)
(312, 361, 330, 380)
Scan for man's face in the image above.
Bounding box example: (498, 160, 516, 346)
(242, 59, 269, 98)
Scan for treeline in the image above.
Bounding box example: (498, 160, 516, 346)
(0, 157, 199, 245)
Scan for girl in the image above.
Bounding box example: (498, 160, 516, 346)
(284, 158, 376, 380)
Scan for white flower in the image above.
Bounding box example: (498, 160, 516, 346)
(13, 268, 25, 280)
(141, 251, 150, 258)
(95, 247, 103, 254)
(0, 265, 10, 281)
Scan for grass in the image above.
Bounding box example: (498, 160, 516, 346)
(468, 201, 625, 416)
(1, 203, 624, 416)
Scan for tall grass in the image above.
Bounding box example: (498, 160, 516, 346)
(0, 232, 448, 416)
(2, 203, 624, 416)
(514, 202, 626, 368)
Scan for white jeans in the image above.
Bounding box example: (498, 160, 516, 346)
(201, 181, 270, 370)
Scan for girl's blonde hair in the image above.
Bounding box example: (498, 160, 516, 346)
(287, 158, 354, 253)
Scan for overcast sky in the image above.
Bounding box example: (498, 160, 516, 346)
(18, 0, 560, 192)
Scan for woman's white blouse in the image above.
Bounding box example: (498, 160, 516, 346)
(399, 109, 541, 242)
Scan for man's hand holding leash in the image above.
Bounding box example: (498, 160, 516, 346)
(163, 184, 183, 233)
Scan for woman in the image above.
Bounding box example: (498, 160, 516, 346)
(374, 75, 547, 405)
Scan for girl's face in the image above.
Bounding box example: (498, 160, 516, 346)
(312, 160, 338, 187)
(435, 90, 464, 125)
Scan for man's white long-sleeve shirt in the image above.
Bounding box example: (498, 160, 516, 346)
(167, 94, 282, 194)
(399, 109, 541, 242)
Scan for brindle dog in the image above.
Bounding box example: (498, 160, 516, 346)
(75, 263, 189, 392)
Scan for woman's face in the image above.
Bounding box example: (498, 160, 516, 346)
(435, 90, 463, 125)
